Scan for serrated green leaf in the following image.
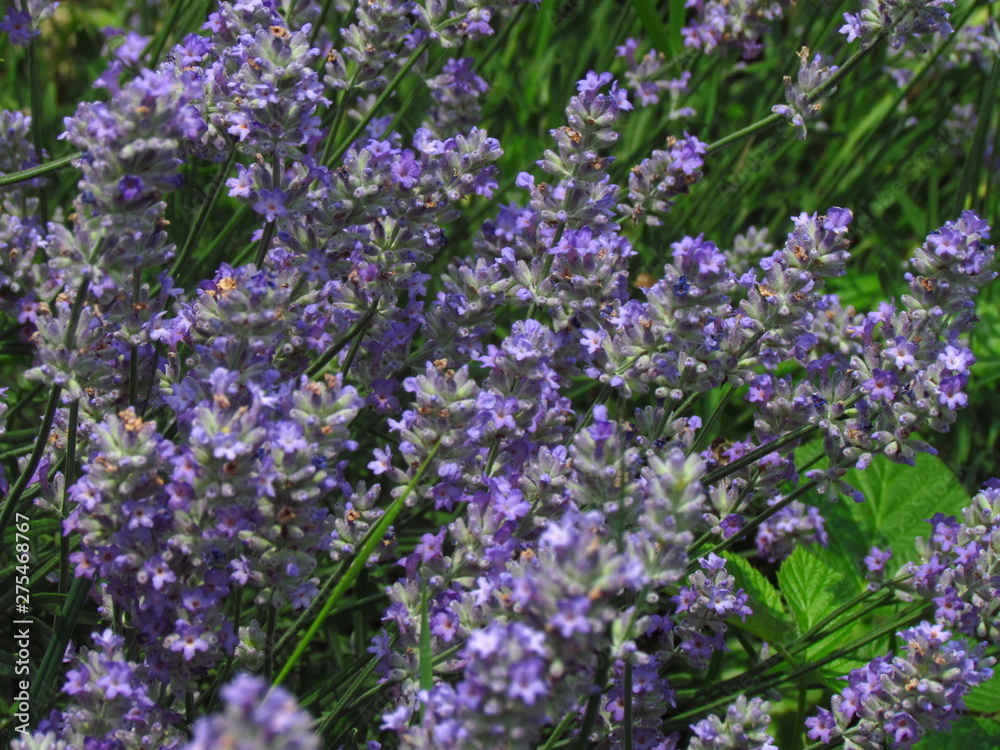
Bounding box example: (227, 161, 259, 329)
(919, 716, 1000, 749)
(834, 452, 969, 567)
(965, 670, 1000, 714)
(778, 546, 860, 633)
(721, 552, 791, 643)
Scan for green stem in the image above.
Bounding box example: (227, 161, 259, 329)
(59, 400, 79, 595)
(170, 147, 239, 281)
(5, 381, 45, 424)
(273, 562, 344, 655)
(252, 220, 277, 269)
(690, 477, 823, 563)
(540, 709, 580, 750)
(623, 660, 635, 750)
(264, 605, 277, 684)
(27, 42, 48, 225)
(0, 384, 61, 540)
(128, 271, 141, 408)
(702, 423, 818, 486)
(30, 575, 90, 710)
(665, 605, 925, 730)
(320, 86, 353, 166)
(309, 0, 338, 45)
(146, 0, 187, 66)
(0, 152, 79, 188)
(325, 37, 434, 167)
(705, 37, 883, 156)
(272, 440, 441, 686)
(305, 302, 380, 378)
(688, 384, 737, 455)
(574, 656, 612, 750)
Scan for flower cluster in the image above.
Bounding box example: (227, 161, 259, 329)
(184, 674, 320, 750)
(840, 0, 954, 52)
(807, 622, 994, 749)
(4, 3, 1000, 750)
(772, 47, 839, 140)
(683, 0, 790, 59)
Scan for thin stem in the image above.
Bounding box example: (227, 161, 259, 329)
(5, 381, 45, 424)
(305, 301, 380, 378)
(273, 562, 344, 655)
(0, 152, 79, 188)
(691, 477, 823, 563)
(0, 384, 61, 540)
(146, 0, 187, 66)
(702, 423, 819, 486)
(272, 440, 441, 687)
(195, 204, 251, 276)
(128, 270, 141, 408)
(623, 660, 635, 750)
(309, 0, 338, 45)
(688, 384, 737, 455)
(264, 605, 278, 684)
(705, 37, 883, 156)
(665, 605, 925, 730)
(325, 37, 434, 167)
(540, 709, 579, 750)
(27, 42, 48, 225)
(170, 147, 239, 281)
(59, 400, 79, 595)
(573, 656, 612, 750)
(706, 113, 784, 156)
(320, 87, 352, 166)
(252, 220, 277, 269)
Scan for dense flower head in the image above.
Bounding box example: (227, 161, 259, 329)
(900, 479, 1000, 644)
(683, 0, 790, 59)
(689, 695, 778, 750)
(5, 1, 1000, 748)
(62, 64, 205, 226)
(807, 621, 994, 749)
(772, 47, 839, 140)
(840, 0, 954, 52)
(184, 673, 320, 749)
(1, 0, 58, 46)
(17, 629, 185, 749)
(615, 37, 695, 115)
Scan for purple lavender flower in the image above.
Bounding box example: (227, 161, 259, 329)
(772, 47, 839, 140)
(184, 673, 320, 750)
(15, 629, 185, 748)
(840, 0, 954, 52)
(683, 0, 790, 59)
(1, 0, 58, 46)
(689, 695, 778, 750)
(807, 621, 994, 749)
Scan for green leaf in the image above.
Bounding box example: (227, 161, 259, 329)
(721, 552, 791, 643)
(965, 670, 1000, 715)
(832, 452, 969, 567)
(778, 546, 861, 633)
(667, 0, 687, 59)
(919, 716, 1000, 749)
(629, 0, 674, 58)
(418, 579, 433, 695)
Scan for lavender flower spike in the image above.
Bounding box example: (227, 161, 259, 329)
(772, 48, 839, 140)
(184, 673, 320, 750)
(806, 621, 994, 749)
(840, 0, 954, 52)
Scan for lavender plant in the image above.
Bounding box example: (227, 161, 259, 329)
(1, 0, 999, 749)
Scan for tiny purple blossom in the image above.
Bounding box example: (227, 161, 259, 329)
(862, 369, 899, 401)
(254, 188, 289, 222)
